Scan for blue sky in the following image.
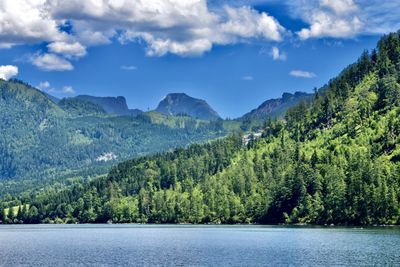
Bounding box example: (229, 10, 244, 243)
(0, 0, 399, 118)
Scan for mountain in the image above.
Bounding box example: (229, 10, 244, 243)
(44, 93, 60, 104)
(241, 91, 312, 120)
(156, 93, 220, 120)
(0, 80, 229, 196)
(58, 98, 107, 116)
(74, 95, 142, 116)
(7, 31, 400, 225)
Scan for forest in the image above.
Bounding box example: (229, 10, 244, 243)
(0, 79, 230, 195)
(1, 31, 400, 225)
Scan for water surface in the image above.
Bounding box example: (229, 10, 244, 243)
(1, 225, 399, 266)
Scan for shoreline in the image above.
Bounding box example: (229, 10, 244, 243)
(1, 223, 399, 228)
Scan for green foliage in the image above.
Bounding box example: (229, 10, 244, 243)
(58, 97, 106, 116)
(3, 31, 400, 225)
(0, 79, 231, 196)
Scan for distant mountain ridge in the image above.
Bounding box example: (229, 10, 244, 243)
(156, 93, 220, 120)
(241, 91, 312, 120)
(0, 79, 228, 190)
(74, 95, 142, 116)
(46, 91, 308, 122)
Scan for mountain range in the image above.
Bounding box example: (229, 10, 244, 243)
(0, 80, 231, 194)
(3, 30, 399, 225)
(0, 77, 309, 196)
(49, 91, 310, 122)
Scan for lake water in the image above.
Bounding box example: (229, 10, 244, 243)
(0, 225, 399, 266)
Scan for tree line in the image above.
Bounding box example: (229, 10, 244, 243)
(1, 31, 400, 225)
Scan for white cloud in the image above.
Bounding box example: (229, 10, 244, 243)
(0, 43, 14, 49)
(47, 85, 75, 94)
(297, 9, 362, 40)
(1, 0, 399, 64)
(37, 81, 75, 94)
(117, 4, 286, 56)
(134, 35, 214, 57)
(242, 75, 254, 81)
(289, 70, 316, 78)
(0, 0, 285, 58)
(286, 0, 400, 40)
(121, 65, 137, 71)
(219, 6, 285, 42)
(0, 65, 18, 80)
(74, 26, 114, 46)
(320, 0, 358, 15)
(48, 42, 87, 58)
(38, 81, 50, 90)
(30, 53, 74, 71)
(270, 46, 286, 61)
(0, 0, 66, 46)
(61, 86, 75, 94)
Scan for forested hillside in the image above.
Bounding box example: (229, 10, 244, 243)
(2, 31, 400, 225)
(74, 95, 142, 116)
(0, 81, 229, 195)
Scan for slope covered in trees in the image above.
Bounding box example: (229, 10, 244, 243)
(2, 31, 400, 225)
(74, 95, 142, 116)
(0, 80, 230, 196)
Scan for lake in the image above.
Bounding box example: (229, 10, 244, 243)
(0, 225, 399, 266)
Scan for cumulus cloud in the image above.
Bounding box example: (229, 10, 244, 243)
(1, 0, 399, 67)
(118, 4, 286, 56)
(0, 0, 286, 60)
(30, 53, 74, 71)
(0, 65, 18, 80)
(0, 0, 66, 46)
(47, 42, 87, 58)
(290, 0, 362, 40)
(61, 86, 75, 94)
(220, 6, 284, 42)
(286, 0, 400, 40)
(297, 10, 362, 40)
(38, 81, 50, 90)
(270, 46, 287, 61)
(37, 81, 75, 94)
(289, 70, 316, 78)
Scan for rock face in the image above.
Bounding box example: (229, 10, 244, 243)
(241, 92, 312, 120)
(155, 93, 220, 120)
(75, 95, 142, 116)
